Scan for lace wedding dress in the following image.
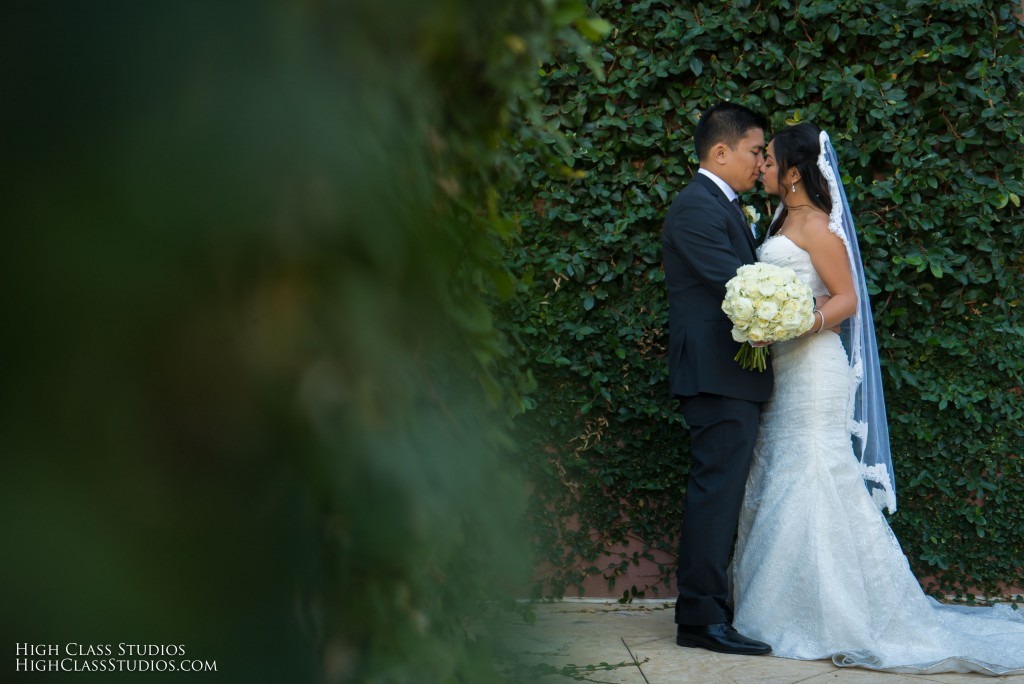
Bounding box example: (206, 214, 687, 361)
(731, 234, 1024, 675)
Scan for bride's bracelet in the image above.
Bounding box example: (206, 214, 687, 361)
(813, 309, 826, 334)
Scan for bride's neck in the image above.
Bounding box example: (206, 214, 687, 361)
(783, 191, 815, 210)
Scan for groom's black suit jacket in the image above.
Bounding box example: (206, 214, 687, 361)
(661, 172, 773, 402)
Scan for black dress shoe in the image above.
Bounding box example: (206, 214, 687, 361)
(676, 623, 772, 655)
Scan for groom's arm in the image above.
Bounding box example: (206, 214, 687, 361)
(664, 197, 744, 300)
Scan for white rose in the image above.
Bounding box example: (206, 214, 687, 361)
(732, 297, 755, 321)
(743, 205, 761, 226)
(784, 281, 806, 300)
(757, 278, 778, 297)
(802, 311, 816, 330)
(780, 311, 805, 331)
(747, 326, 766, 342)
(755, 301, 779, 321)
(731, 326, 748, 343)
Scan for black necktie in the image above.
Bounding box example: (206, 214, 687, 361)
(730, 198, 747, 225)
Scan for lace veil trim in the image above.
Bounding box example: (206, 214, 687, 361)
(817, 131, 897, 513)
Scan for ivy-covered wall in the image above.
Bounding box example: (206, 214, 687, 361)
(501, 0, 1024, 601)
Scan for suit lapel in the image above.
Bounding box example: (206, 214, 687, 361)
(695, 174, 757, 258)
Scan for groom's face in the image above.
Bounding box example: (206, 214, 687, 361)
(717, 128, 766, 194)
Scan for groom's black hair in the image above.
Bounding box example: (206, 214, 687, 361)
(694, 102, 769, 161)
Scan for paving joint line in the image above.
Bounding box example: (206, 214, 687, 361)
(621, 636, 651, 684)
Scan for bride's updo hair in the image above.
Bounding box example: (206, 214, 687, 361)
(767, 122, 833, 236)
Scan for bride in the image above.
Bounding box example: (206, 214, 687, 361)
(731, 122, 1024, 674)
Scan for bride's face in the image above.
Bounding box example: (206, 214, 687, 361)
(761, 141, 780, 196)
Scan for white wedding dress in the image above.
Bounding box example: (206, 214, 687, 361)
(732, 234, 1024, 675)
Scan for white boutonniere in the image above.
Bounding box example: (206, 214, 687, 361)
(742, 205, 761, 232)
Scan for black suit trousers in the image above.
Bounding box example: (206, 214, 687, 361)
(675, 393, 761, 626)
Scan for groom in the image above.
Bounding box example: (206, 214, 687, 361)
(661, 102, 774, 655)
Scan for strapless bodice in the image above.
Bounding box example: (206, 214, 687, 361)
(757, 235, 829, 298)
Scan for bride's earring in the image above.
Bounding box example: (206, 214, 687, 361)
(791, 182, 796, 193)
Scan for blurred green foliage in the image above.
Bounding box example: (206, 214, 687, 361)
(500, 0, 1024, 601)
(0, 0, 608, 682)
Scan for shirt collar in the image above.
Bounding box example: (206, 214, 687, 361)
(698, 168, 739, 203)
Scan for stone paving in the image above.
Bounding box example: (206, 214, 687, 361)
(502, 600, 1024, 684)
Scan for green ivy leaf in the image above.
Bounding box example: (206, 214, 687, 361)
(575, 17, 613, 42)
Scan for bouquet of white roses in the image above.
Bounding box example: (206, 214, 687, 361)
(721, 263, 815, 371)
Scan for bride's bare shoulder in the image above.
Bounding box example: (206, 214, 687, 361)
(801, 210, 840, 243)
(803, 210, 830, 231)
(800, 210, 848, 262)
(782, 208, 834, 251)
